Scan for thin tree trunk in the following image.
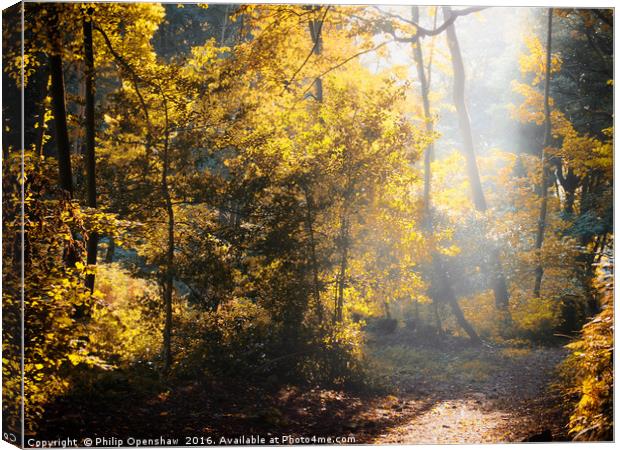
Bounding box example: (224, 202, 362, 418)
(443, 6, 510, 311)
(411, 6, 481, 344)
(83, 12, 98, 292)
(302, 184, 323, 322)
(161, 98, 174, 373)
(412, 7, 433, 221)
(219, 4, 230, 45)
(383, 301, 391, 319)
(308, 12, 324, 102)
(105, 238, 115, 263)
(304, 8, 326, 322)
(73, 60, 85, 155)
(48, 5, 73, 196)
(432, 298, 442, 332)
(335, 211, 349, 323)
(533, 9, 553, 298)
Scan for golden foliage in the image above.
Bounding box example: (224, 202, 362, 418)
(563, 259, 613, 441)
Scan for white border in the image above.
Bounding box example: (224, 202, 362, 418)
(0, 2, 616, 450)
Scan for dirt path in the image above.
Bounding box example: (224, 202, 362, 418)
(363, 342, 569, 443)
(38, 337, 569, 445)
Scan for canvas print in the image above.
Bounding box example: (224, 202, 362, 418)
(1, 1, 614, 447)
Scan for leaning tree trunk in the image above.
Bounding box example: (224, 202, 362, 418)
(48, 5, 73, 196)
(83, 12, 99, 292)
(443, 6, 510, 312)
(533, 8, 553, 299)
(411, 6, 481, 344)
(432, 256, 482, 344)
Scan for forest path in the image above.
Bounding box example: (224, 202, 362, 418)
(38, 333, 569, 444)
(360, 335, 569, 443)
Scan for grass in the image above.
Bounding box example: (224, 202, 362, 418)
(365, 337, 536, 391)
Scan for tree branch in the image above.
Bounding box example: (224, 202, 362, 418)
(300, 40, 393, 98)
(286, 6, 331, 89)
(374, 5, 488, 40)
(92, 23, 152, 134)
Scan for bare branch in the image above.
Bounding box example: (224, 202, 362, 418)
(373, 5, 488, 39)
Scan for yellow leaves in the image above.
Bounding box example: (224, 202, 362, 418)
(518, 35, 562, 85)
(5, 52, 41, 88)
(549, 115, 612, 177)
(188, 40, 221, 68)
(438, 244, 461, 257)
(565, 281, 614, 440)
(510, 80, 556, 125)
(513, 35, 612, 180)
(103, 113, 119, 126)
(67, 353, 104, 369)
(56, 316, 74, 328)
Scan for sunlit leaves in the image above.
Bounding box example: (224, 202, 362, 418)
(517, 35, 562, 85)
(563, 260, 613, 440)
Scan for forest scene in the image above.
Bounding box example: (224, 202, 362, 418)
(1, 2, 614, 446)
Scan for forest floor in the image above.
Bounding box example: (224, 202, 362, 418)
(362, 331, 570, 443)
(38, 330, 570, 445)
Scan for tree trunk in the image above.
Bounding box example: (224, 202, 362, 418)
(411, 6, 481, 344)
(383, 301, 392, 319)
(555, 162, 579, 215)
(432, 254, 482, 344)
(302, 184, 323, 322)
(105, 238, 115, 263)
(411, 7, 433, 222)
(533, 9, 553, 298)
(443, 6, 510, 311)
(161, 100, 174, 373)
(83, 13, 98, 293)
(308, 11, 324, 102)
(48, 5, 73, 196)
(219, 4, 230, 45)
(335, 212, 349, 323)
(305, 8, 327, 322)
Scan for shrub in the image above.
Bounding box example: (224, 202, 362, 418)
(366, 316, 398, 334)
(562, 259, 613, 441)
(89, 263, 162, 364)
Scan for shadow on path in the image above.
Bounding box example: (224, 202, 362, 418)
(36, 336, 569, 445)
